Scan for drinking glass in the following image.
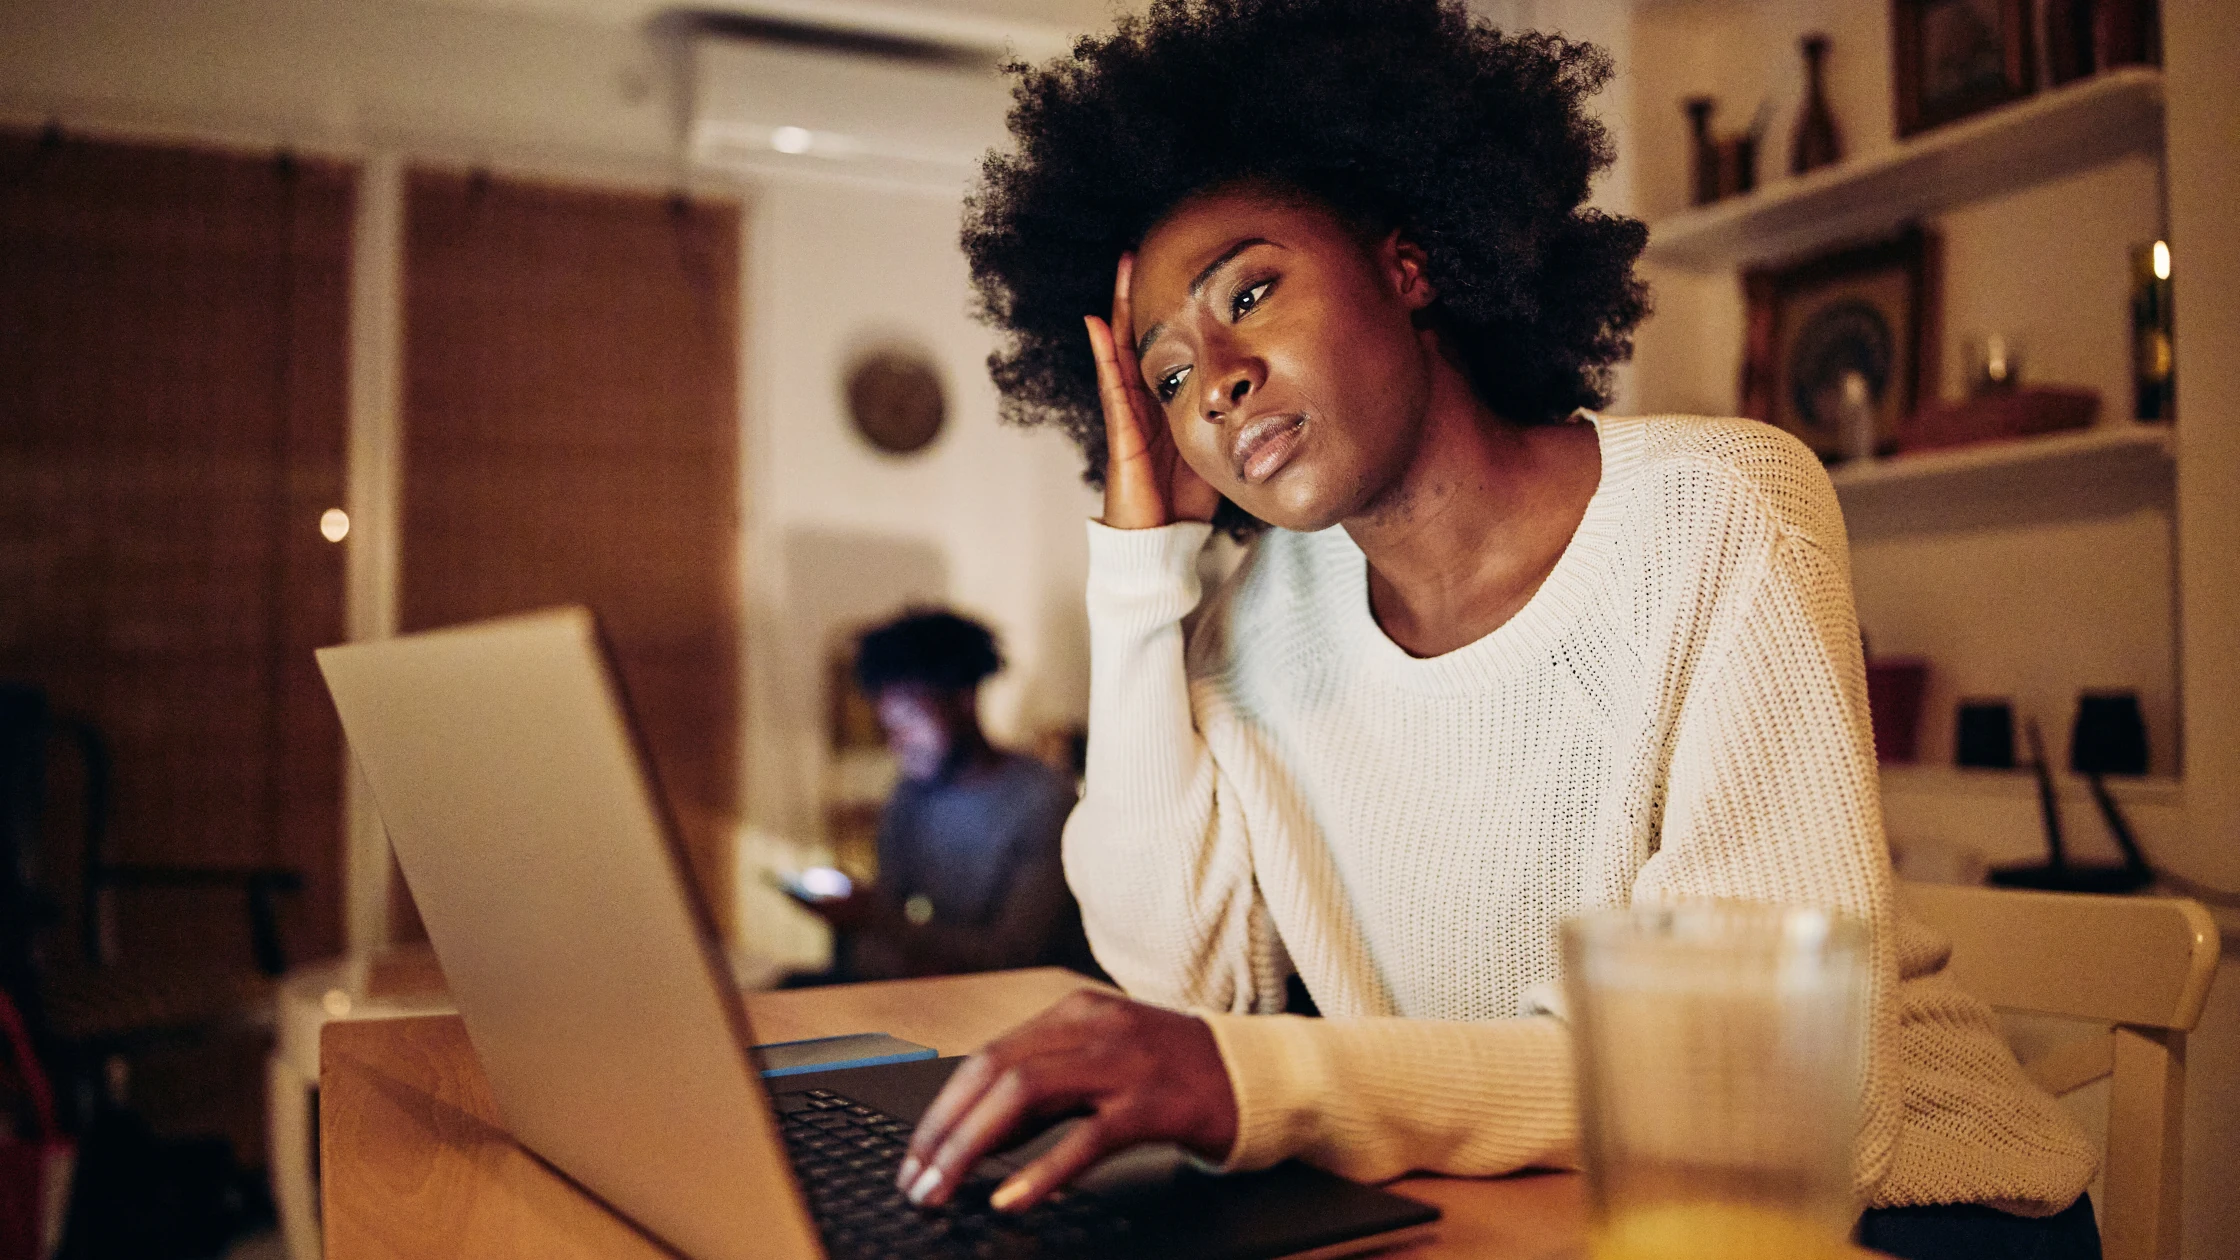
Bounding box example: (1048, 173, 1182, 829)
(1561, 902, 1870, 1260)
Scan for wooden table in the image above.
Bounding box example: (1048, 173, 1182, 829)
(318, 966, 1585, 1258)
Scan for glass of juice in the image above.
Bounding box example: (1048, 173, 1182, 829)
(1561, 902, 1870, 1260)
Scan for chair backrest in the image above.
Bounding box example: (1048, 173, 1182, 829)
(1898, 882, 2221, 1260)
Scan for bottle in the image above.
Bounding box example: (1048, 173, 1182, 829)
(1790, 35, 1842, 176)
(2131, 240, 2174, 422)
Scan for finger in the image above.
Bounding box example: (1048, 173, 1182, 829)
(916, 1060, 1095, 1208)
(989, 1114, 1125, 1214)
(1082, 315, 1148, 465)
(911, 1065, 1038, 1207)
(1110, 252, 1142, 382)
(900, 1019, 1084, 1192)
(900, 1052, 998, 1191)
(902, 992, 1115, 1192)
(1109, 255, 1163, 430)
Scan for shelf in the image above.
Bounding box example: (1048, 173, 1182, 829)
(1644, 68, 2164, 271)
(1833, 424, 2173, 539)
(1831, 423, 2171, 488)
(1880, 763, 2184, 808)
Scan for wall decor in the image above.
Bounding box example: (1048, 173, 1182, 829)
(1789, 34, 1844, 176)
(1740, 226, 1937, 462)
(1892, 0, 2037, 138)
(844, 344, 946, 455)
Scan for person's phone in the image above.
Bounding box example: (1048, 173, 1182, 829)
(764, 866, 853, 904)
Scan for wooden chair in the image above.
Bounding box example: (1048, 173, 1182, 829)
(1898, 882, 2221, 1260)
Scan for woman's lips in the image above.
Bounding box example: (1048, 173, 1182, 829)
(1231, 414, 1307, 484)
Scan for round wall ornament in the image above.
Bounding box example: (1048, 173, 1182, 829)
(844, 346, 946, 456)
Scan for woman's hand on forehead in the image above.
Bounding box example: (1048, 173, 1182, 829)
(1087, 253, 1219, 530)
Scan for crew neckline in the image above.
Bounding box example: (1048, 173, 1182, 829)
(1333, 411, 1644, 695)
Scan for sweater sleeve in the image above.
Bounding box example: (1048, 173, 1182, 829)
(1201, 1012, 1580, 1180)
(1064, 520, 1287, 1014)
(1630, 527, 1903, 1198)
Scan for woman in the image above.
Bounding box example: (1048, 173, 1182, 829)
(899, 2, 2098, 1255)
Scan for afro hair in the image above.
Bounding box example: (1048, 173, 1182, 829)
(854, 609, 1005, 694)
(963, 0, 1650, 534)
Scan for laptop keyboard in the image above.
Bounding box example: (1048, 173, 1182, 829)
(775, 1087, 1133, 1259)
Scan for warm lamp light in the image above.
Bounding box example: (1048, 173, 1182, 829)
(2152, 240, 2170, 281)
(320, 508, 351, 542)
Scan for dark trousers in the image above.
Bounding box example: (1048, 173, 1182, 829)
(1858, 1193, 2100, 1260)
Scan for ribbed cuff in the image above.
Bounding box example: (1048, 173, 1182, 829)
(1198, 1012, 1582, 1182)
(1199, 1012, 1329, 1173)
(1085, 518, 1212, 595)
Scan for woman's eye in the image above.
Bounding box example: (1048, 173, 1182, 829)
(1155, 367, 1190, 403)
(1231, 279, 1272, 319)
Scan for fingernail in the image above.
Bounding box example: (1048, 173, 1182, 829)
(989, 1177, 1030, 1213)
(896, 1156, 920, 1188)
(906, 1164, 944, 1206)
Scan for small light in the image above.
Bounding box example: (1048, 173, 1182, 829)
(770, 126, 813, 155)
(904, 894, 935, 926)
(322, 988, 353, 1018)
(2152, 240, 2170, 281)
(320, 508, 350, 542)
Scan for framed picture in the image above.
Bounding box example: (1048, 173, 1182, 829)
(1740, 227, 1939, 462)
(1892, 0, 2037, 138)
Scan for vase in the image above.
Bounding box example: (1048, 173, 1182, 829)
(1685, 97, 1719, 206)
(1789, 34, 1842, 176)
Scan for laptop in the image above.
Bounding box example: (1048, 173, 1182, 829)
(316, 607, 1439, 1260)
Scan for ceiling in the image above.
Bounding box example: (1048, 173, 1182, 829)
(413, 0, 1139, 49)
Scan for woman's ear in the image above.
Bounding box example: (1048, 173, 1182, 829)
(1384, 232, 1438, 310)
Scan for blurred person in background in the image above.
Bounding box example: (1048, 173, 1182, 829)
(785, 610, 1094, 985)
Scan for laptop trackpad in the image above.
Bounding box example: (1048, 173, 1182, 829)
(991, 1121, 1188, 1195)
(1072, 1139, 1190, 1196)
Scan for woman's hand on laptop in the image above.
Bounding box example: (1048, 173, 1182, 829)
(896, 989, 1237, 1214)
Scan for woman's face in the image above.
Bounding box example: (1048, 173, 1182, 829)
(1129, 185, 1440, 532)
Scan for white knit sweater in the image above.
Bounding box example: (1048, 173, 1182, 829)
(1064, 413, 2096, 1213)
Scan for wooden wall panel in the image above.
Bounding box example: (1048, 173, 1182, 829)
(0, 131, 353, 967)
(400, 170, 741, 929)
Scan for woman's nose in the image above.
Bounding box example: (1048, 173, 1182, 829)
(1198, 346, 1263, 421)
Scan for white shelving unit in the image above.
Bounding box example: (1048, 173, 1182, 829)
(1644, 67, 2164, 271)
(1880, 762, 2185, 808)
(1829, 425, 2175, 536)
(1634, 65, 2178, 538)
(1828, 423, 2168, 489)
